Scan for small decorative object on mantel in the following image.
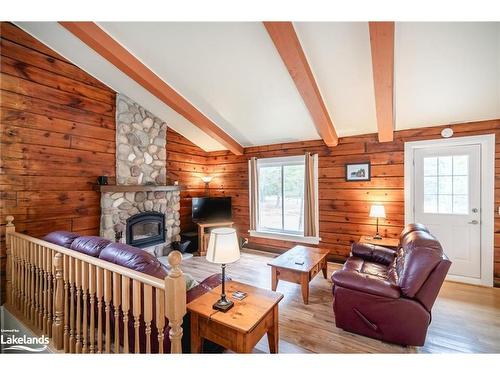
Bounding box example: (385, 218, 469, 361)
(205, 227, 241, 312)
(97, 176, 108, 185)
(345, 162, 371, 181)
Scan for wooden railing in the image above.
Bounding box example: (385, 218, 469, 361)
(4, 216, 186, 353)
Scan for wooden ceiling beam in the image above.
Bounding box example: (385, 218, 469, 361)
(369, 22, 395, 142)
(60, 22, 244, 155)
(264, 22, 338, 147)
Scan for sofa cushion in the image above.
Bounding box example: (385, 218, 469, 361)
(343, 256, 390, 279)
(70, 236, 111, 258)
(398, 231, 444, 298)
(99, 243, 167, 279)
(351, 242, 396, 265)
(43, 231, 80, 248)
(332, 270, 400, 299)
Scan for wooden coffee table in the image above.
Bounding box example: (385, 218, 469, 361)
(267, 245, 329, 304)
(186, 280, 283, 353)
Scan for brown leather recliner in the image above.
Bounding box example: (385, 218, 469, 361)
(331, 224, 451, 346)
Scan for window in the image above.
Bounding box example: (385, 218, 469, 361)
(249, 155, 319, 244)
(423, 155, 469, 214)
(257, 156, 305, 235)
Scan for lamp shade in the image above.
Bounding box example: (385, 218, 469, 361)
(206, 227, 240, 264)
(369, 204, 386, 218)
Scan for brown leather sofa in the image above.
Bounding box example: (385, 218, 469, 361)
(331, 224, 451, 346)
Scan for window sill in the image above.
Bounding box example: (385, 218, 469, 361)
(248, 230, 321, 245)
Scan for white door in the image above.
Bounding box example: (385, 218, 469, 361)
(413, 144, 481, 279)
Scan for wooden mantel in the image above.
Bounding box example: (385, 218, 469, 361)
(99, 185, 181, 193)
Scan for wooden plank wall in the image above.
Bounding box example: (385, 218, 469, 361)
(0, 22, 116, 303)
(204, 120, 500, 284)
(166, 128, 210, 233)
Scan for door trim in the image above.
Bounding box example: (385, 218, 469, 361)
(404, 134, 495, 287)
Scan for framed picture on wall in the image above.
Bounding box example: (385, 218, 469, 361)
(345, 162, 371, 181)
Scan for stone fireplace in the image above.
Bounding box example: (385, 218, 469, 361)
(99, 94, 181, 257)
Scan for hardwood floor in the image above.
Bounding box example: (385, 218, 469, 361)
(181, 249, 500, 353)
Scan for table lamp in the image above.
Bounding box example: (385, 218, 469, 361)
(206, 227, 240, 312)
(369, 204, 386, 239)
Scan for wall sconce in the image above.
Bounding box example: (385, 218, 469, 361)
(201, 176, 213, 196)
(201, 176, 213, 184)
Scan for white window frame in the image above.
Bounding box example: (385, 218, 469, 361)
(249, 155, 320, 245)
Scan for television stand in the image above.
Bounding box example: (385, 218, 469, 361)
(196, 220, 234, 256)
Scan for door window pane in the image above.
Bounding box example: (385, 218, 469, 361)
(424, 177, 438, 195)
(438, 176, 452, 194)
(453, 176, 468, 195)
(438, 195, 453, 214)
(438, 156, 452, 175)
(424, 157, 437, 176)
(453, 155, 468, 175)
(258, 166, 282, 231)
(424, 195, 438, 213)
(283, 165, 304, 232)
(422, 154, 469, 214)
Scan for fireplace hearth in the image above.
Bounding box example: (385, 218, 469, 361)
(126, 211, 165, 248)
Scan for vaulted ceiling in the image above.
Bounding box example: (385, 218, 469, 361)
(16, 22, 500, 152)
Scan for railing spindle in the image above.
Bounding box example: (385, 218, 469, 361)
(144, 284, 152, 354)
(96, 267, 104, 354)
(38, 245, 44, 330)
(89, 264, 96, 354)
(5, 216, 14, 307)
(69, 257, 76, 353)
(52, 252, 64, 350)
(75, 259, 82, 353)
(104, 269, 112, 353)
(113, 272, 121, 353)
(21, 239, 27, 317)
(47, 249, 53, 337)
(155, 288, 165, 354)
(132, 280, 141, 353)
(81, 262, 89, 353)
(63, 254, 70, 352)
(42, 245, 48, 333)
(121, 276, 130, 354)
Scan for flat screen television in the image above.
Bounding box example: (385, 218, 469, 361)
(192, 197, 232, 223)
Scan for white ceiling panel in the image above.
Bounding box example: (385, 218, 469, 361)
(99, 22, 319, 147)
(294, 22, 378, 137)
(14, 22, 500, 151)
(394, 22, 500, 129)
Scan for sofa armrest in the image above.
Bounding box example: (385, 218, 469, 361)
(351, 242, 397, 266)
(332, 270, 401, 299)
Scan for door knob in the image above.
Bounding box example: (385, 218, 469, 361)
(468, 220, 479, 225)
